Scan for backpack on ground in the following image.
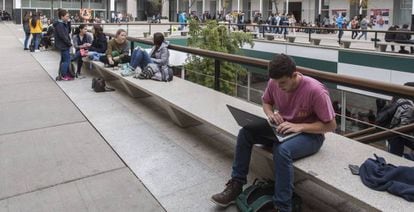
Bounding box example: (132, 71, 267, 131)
(91, 77, 115, 92)
(152, 65, 174, 82)
(236, 179, 302, 212)
(376, 101, 411, 128)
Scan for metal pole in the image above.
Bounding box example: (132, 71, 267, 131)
(149, 23, 152, 35)
(318, 0, 322, 24)
(340, 91, 347, 133)
(238, 0, 240, 12)
(286, 0, 289, 15)
(374, 31, 378, 48)
(359, 0, 363, 15)
(259, 0, 263, 14)
(214, 60, 221, 91)
(202, 0, 205, 16)
(51, 0, 54, 20)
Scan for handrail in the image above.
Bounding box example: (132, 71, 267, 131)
(104, 31, 414, 143)
(105, 31, 414, 99)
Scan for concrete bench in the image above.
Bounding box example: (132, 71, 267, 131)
(88, 61, 414, 211)
(377, 41, 414, 52)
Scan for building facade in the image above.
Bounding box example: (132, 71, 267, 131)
(6, 0, 414, 28)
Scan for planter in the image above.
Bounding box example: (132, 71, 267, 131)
(312, 39, 321, 45)
(287, 36, 296, 43)
(181, 31, 188, 36)
(163, 32, 170, 37)
(266, 35, 274, 41)
(378, 44, 387, 52)
(143, 32, 150, 38)
(343, 41, 351, 48)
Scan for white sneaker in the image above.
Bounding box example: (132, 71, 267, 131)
(34, 49, 40, 52)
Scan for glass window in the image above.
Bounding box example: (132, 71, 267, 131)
(21, 0, 30, 7)
(401, 0, 412, 9)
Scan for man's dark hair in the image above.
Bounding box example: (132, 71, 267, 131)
(268, 54, 296, 79)
(153, 32, 165, 46)
(58, 9, 68, 19)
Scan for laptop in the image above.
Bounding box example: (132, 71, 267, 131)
(227, 105, 301, 142)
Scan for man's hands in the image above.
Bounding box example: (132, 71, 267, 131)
(266, 111, 284, 125)
(276, 122, 303, 134)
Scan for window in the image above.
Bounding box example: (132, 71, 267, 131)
(401, 0, 412, 9)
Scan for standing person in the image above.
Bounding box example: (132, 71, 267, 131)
(100, 29, 130, 66)
(211, 54, 337, 212)
(53, 9, 73, 81)
(22, 11, 31, 50)
(29, 13, 43, 52)
(71, 24, 92, 78)
(358, 16, 369, 40)
(336, 13, 345, 42)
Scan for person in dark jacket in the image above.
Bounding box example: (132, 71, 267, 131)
(54, 9, 73, 81)
(22, 11, 31, 50)
(394, 24, 414, 54)
(384, 25, 398, 51)
(89, 25, 107, 53)
(71, 24, 92, 78)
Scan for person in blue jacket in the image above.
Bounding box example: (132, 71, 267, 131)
(53, 9, 73, 81)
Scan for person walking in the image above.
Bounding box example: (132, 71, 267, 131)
(22, 11, 31, 50)
(350, 16, 359, 39)
(336, 13, 345, 42)
(357, 16, 369, 40)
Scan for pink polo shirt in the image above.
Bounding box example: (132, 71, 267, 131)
(262, 75, 335, 124)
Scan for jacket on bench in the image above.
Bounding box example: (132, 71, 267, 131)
(359, 154, 414, 202)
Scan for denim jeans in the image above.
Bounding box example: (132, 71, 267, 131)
(231, 127, 324, 212)
(32, 33, 41, 50)
(338, 29, 344, 40)
(358, 31, 367, 40)
(388, 136, 414, 156)
(71, 51, 83, 74)
(24, 32, 30, 49)
(60, 49, 71, 77)
(129, 48, 153, 69)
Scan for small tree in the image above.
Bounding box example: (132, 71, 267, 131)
(185, 20, 254, 95)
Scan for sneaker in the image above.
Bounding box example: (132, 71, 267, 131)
(34, 49, 40, 52)
(121, 66, 135, 77)
(211, 179, 243, 207)
(75, 72, 85, 79)
(24, 48, 29, 50)
(62, 76, 74, 81)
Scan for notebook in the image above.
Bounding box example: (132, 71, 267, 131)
(227, 105, 301, 142)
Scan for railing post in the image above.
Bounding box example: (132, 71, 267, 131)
(340, 91, 347, 133)
(127, 24, 129, 35)
(214, 59, 221, 91)
(308, 27, 312, 42)
(247, 72, 251, 102)
(149, 23, 152, 35)
(374, 32, 378, 48)
(170, 24, 172, 33)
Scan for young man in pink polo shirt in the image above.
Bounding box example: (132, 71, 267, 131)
(211, 54, 337, 212)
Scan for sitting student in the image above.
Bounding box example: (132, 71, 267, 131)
(384, 25, 398, 52)
(71, 24, 92, 78)
(394, 24, 414, 54)
(211, 54, 336, 212)
(40, 19, 54, 49)
(122, 32, 169, 77)
(387, 82, 414, 159)
(87, 25, 107, 60)
(100, 29, 130, 66)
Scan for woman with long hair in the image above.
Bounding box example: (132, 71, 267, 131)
(100, 29, 129, 66)
(54, 9, 73, 81)
(89, 25, 107, 54)
(22, 11, 32, 50)
(29, 12, 43, 52)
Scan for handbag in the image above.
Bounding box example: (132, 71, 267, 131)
(80, 48, 88, 57)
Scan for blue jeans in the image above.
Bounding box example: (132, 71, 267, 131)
(129, 48, 153, 69)
(32, 33, 41, 50)
(388, 136, 414, 156)
(24, 32, 30, 49)
(60, 49, 71, 76)
(231, 127, 324, 212)
(338, 29, 344, 40)
(71, 51, 83, 73)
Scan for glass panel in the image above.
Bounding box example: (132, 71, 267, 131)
(21, 0, 30, 7)
(31, 0, 53, 8)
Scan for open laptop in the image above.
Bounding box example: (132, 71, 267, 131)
(227, 105, 301, 142)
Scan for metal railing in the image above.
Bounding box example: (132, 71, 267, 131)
(102, 31, 414, 143)
(75, 21, 414, 50)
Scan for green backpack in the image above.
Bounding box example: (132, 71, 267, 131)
(236, 179, 302, 212)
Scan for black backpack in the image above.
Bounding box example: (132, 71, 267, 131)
(236, 179, 302, 212)
(376, 101, 411, 128)
(91, 78, 115, 92)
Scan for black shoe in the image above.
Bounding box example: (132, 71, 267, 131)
(24, 48, 29, 50)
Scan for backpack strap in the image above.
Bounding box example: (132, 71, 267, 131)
(249, 195, 274, 212)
